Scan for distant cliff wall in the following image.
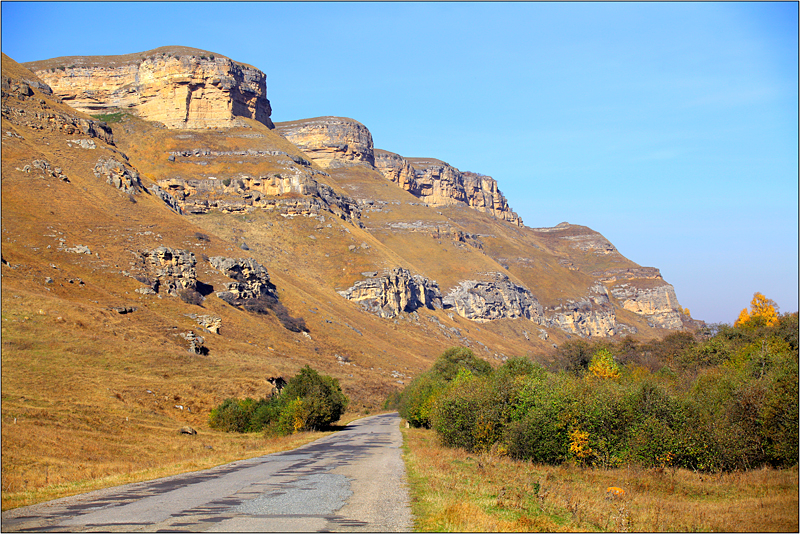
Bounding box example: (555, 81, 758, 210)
(275, 116, 375, 169)
(24, 46, 274, 130)
(375, 150, 523, 226)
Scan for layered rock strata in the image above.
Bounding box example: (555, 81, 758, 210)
(374, 150, 522, 226)
(1, 72, 115, 144)
(338, 268, 443, 318)
(275, 117, 374, 168)
(156, 174, 362, 224)
(610, 283, 685, 329)
(24, 46, 274, 129)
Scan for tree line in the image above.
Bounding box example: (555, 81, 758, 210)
(395, 297, 797, 472)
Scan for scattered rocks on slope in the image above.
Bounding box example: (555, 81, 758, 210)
(179, 331, 206, 354)
(17, 159, 69, 182)
(338, 267, 443, 318)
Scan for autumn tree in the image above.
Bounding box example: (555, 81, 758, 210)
(735, 292, 779, 328)
(588, 348, 621, 379)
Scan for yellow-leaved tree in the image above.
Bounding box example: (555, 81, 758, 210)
(588, 348, 621, 379)
(734, 292, 779, 328)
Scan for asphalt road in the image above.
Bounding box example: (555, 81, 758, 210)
(1, 412, 412, 532)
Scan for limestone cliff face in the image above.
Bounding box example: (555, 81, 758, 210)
(375, 150, 522, 226)
(610, 283, 685, 329)
(24, 46, 273, 129)
(275, 117, 375, 169)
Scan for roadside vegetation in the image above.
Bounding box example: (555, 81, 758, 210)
(208, 365, 349, 435)
(397, 294, 798, 531)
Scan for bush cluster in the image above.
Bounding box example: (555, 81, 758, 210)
(209, 366, 348, 435)
(399, 313, 798, 472)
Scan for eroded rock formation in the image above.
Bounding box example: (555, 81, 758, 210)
(140, 246, 197, 296)
(275, 116, 375, 168)
(610, 283, 685, 329)
(25, 46, 274, 129)
(443, 272, 543, 322)
(338, 268, 443, 318)
(156, 173, 362, 224)
(209, 256, 276, 302)
(374, 150, 522, 226)
(93, 156, 142, 194)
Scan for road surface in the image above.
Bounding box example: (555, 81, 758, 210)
(1, 412, 412, 532)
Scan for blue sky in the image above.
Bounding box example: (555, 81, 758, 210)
(2, 2, 797, 324)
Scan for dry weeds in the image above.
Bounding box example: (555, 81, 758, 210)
(401, 425, 798, 532)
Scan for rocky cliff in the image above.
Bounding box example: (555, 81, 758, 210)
(24, 46, 274, 129)
(275, 116, 375, 169)
(375, 150, 523, 226)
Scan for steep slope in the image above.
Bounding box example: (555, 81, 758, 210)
(2, 48, 698, 502)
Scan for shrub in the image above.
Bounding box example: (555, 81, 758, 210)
(431, 347, 492, 381)
(178, 288, 204, 306)
(399, 371, 443, 428)
(209, 366, 348, 435)
(209, 398, 251, 432)
(399, 347, 492, 428)
(280, 365, 348, 430)
(431, 373, 501, 452)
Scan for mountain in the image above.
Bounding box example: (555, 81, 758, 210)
(2, 47, 699, 494)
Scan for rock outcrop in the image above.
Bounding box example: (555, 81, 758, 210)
(1, 57, 115, 144)
(338, 268, 443, 318)
(139, 247, 197, 295)
(610, 283, 685, 329)
(443, 272, 543, 322)
(156, 173, 361, 225)
(209, 256, 276, 303)
(93, 156, 142, 194)
(275, 117, 375, 168)
(24, 46, 274, 129)
(374, 150, 522, 226)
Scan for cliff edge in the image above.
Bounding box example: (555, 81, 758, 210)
(24, 46, 274, 130)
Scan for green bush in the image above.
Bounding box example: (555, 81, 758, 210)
(209, 398, 252, 432)
(208, 366, 348, 435)
(431, 373, 501, 452)
(431, 346, 492, 381)
(399, 371, 443, 428)
(400, 347, 492, 428)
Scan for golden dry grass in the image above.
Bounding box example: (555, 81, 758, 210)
(401, 425, 799, 532)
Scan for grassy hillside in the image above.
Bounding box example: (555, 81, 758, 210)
(2, 50, 697, 511)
